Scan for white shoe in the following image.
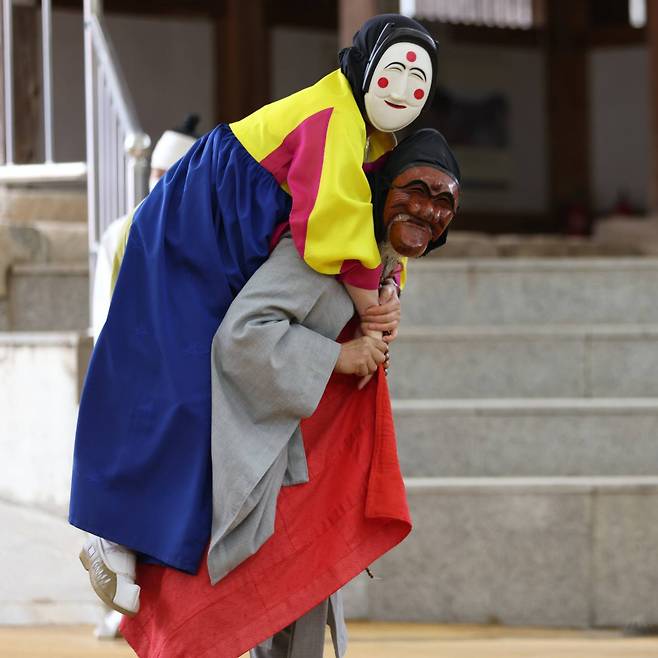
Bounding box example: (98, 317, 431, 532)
(80, 535, 140, 616)
(94, 609, 124, 639)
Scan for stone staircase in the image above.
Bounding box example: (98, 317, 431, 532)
(0, 187, 89, 331)
(4, 210, 658, 628)
(343, 258, 658, 629)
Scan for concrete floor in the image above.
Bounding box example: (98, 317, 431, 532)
(2, 622, 658, 658)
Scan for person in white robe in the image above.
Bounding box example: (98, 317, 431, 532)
(91, 116, 200, 342)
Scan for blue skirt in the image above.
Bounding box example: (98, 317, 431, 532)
(69, 125, 292, 573)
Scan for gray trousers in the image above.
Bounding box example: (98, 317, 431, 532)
(250, 592, 347, 658)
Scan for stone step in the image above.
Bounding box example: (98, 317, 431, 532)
(28, 221, 89, 262)
(0, 220, 88, 264)
(0, 500, 101, 624)
(347, 476, 658, 629)
(0, 187, 87, 223)
(393, 398, 658, 477)
(402, 258, 658, 326)
(432, 230, 648, 259)
(388, 325, 658, 399)
(7, 263, 89, 331)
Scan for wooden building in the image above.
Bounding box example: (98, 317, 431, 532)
(4, 0, 656, 232)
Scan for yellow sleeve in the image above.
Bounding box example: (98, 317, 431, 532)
(287, 107, 382, 288)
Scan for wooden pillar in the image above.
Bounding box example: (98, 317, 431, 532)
(532, 0, 546, 28)
(214, 0, 269, 124)
(544, 0, 590, 229)
(11, 5, 41, 163)
(648, 1, 658, 211)
(339, 0, 378, 49)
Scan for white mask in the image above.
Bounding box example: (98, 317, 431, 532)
(363, 42, 432, 133)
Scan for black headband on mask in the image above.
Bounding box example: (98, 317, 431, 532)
(368, 128, 460, 255)
(339, 14, 439, 120)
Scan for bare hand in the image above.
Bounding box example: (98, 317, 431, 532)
(360, 282, 400, 339)
(355, 347, 391, 389)
(334, 336, 388, 381)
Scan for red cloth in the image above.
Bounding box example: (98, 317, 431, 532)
(121, 368, 411, 658)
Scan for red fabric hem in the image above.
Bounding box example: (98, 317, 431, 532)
(337, 259, 383, 290)
(121, 521, 409, 658)
(121, 367, 410, 658)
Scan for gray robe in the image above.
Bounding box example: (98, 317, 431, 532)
(209, 233, 354, 580)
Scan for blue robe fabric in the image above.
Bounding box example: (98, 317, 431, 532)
(69, 125, 292, 573)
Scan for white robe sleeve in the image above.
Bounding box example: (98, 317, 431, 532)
(91, 215, 130, 342)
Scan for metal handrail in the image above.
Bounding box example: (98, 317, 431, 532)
(41, 0, 54, 163)
(84, 0, 150, 318)
(85, 13, 143, 139)
(2, 0, 14, 165)
(0, 0, 150, 325)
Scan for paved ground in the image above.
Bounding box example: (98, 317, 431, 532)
(2, 622, 658, 658)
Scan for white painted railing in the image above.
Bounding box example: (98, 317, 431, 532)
(0, 0, 86, 180)
(84, 0, 150, 283)
(0, 0, 150, 322)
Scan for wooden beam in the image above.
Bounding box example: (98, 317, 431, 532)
(588, 25, 646, 48)
(54, 0, 338, 27)
(214, 0, 269, 124)
(266, 0, 337, 31)
(544, 0, 591, 230)
(589, 0, 629, 27)
(53, 0, 222, 18)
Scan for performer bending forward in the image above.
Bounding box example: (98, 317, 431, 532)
(120, 129, 461, 658)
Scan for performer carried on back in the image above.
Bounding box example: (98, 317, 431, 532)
(70, 13, 439, 618)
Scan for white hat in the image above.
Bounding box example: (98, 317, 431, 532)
(150, 130, 196, 171)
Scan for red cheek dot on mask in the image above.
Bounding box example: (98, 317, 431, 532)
(406, 51, 417, 62)
(377, 76, 389, 88)
(414, 88, 425, 100)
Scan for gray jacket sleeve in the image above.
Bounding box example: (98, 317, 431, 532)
(208, 234, 355, 584)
